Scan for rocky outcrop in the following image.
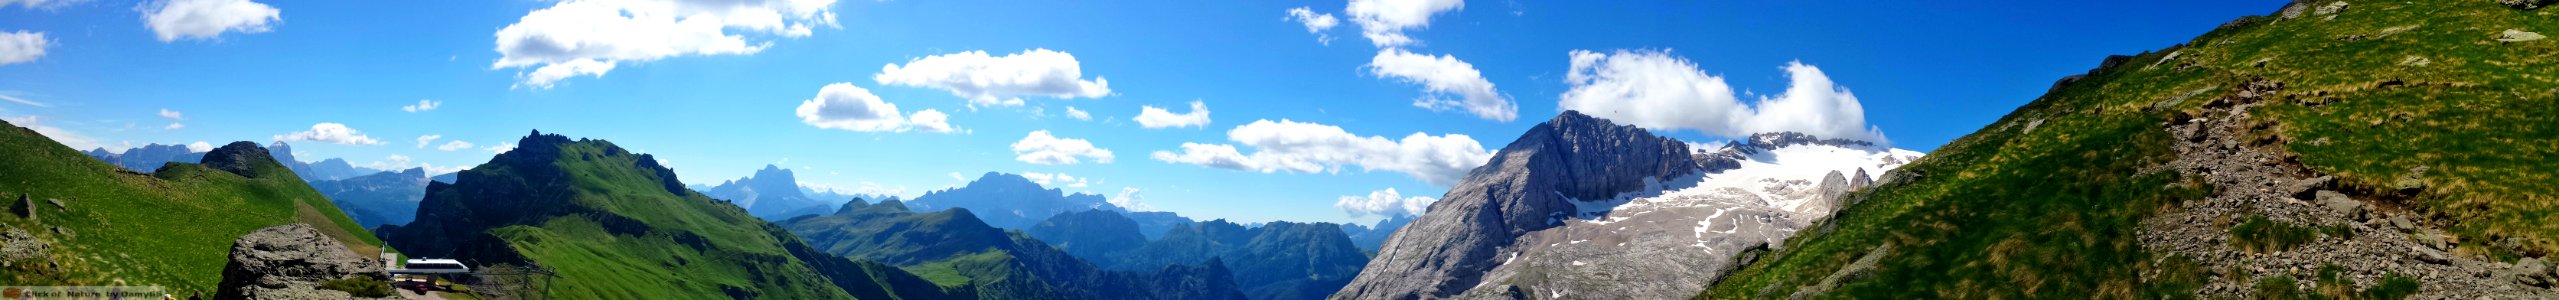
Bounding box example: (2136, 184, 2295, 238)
(1332, 111, 1697, 300)
(200, 142, 278, 178)
(2502, 0, 2555, 10)
(215, 224, 390, 300)
(0, 225, 52, 269)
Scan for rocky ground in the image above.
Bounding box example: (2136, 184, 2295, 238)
(2138, 78, 2558, 298)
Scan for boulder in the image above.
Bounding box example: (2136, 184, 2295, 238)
(215, 224, 392, 300)
(2500, 29, 2547, 43)
(2411, 245, 2453, 265)
(2314, 191, 2365, 220)
(2516, 257, 2551, 286)
(0, 225, 51, 267)
(2314, 1, 2348, 18)
(2418, 230, 2454, 250)
(2285, 176, 2333, 200)
(9, 193, 31, 221)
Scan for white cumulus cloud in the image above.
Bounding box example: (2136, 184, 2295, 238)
(272, 123, 384, 145)
(1019, 172, 1090, 189)
(163, 123, 183, 130)
(1344, 0, 1462, 48)
(1012, 130, 1113, 165)
(158, 108, 182, 120)
(1110, 187, 1151, 211)
(0, 31, 47, 66)
(485, 142, 517, 154)
(1560, 49, 1886, 143)
(1063, 106, 1091, 121)
(1284, 7, 1340, 45)
(186, 141, 213, 152)
(1150, 119, 1490, 186)
(1370, 49, 1513, 122)
(1337, 188, 1434, 217)
(795, 82, 956, 133)
(491, 0, 839, 88)
(415, 135, 441, 148)
(1133, 100, 1210, 129)
(436, 140, 474, 151)
(873, 49, 1110, 107)
(402, 99, 440, 112)
(138, 0, 281, 42)
(907, 109, 954, 133)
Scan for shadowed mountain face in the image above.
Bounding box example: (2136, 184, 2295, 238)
(783, 199, 1249, 300)
(701, 164, 838, 221)
(1, 121, 381, 296)
(307, 168, 434, 229)
(375, 131, 958, 299)
(907, 172, 1122, 230)
(1333, 111, 1700, 299)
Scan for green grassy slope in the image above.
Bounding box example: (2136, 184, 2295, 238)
(379, 132, 958, 299)
(1703, 1, 2554, 298)
(0, 121, 381, 295)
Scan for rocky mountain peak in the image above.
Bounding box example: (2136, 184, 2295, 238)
(1336, 110, 1700, 299)
(201, 141, 280, 178)
(1494, 110, 1699, 202)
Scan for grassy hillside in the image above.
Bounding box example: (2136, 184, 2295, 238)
(1703, 1, 2554, 298)
(378, 132, 958, 299)
(0, 121, 381, 295)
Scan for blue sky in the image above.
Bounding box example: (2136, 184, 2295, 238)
(0, 0, 2284, 224)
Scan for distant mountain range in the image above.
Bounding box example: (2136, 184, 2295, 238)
(306, 167, 435, 229)
(783, 198, 1248, 299)
(1027, 210, 1369, 300)
(907, 172, 1123, 230)
(81, 141, 388, 182)
(80, 143, 203, 172)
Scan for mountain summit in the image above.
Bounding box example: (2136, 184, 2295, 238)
(702, 164, 835, 220)
(1334, 110, 1701, 299)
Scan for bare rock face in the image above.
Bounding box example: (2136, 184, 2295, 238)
(1332, 111, 1696, 300)
(215, 224, 390, 300)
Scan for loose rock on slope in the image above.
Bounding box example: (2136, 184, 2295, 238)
(2137, 78, 2555, 298)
